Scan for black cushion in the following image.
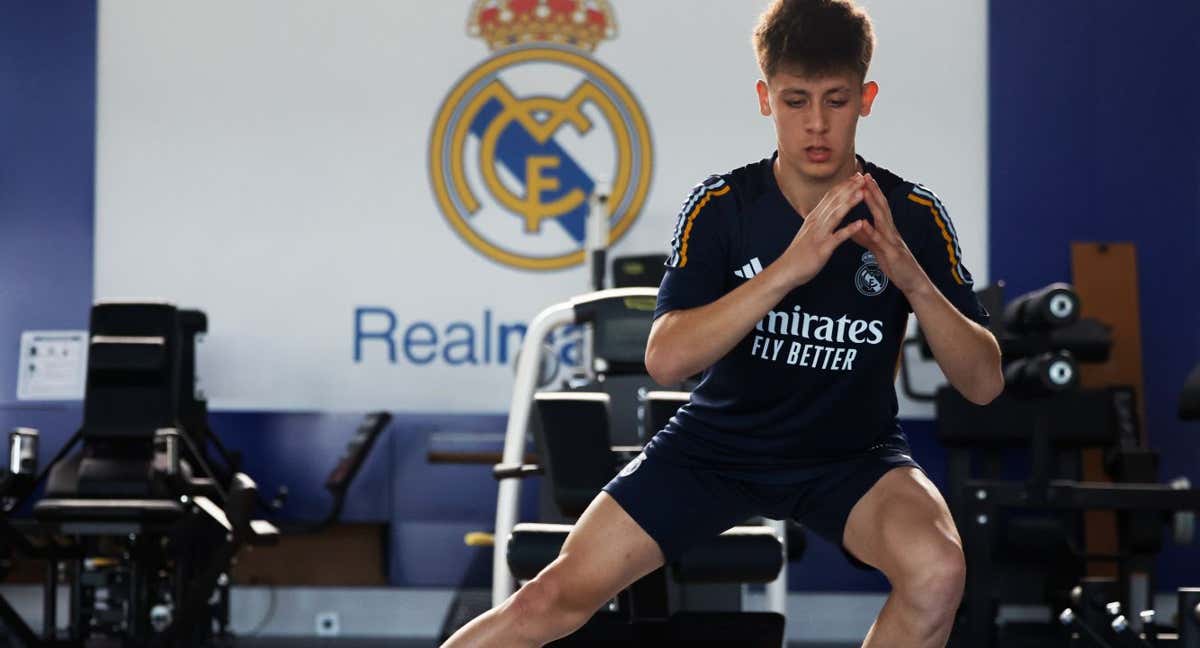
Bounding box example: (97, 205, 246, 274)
(507, 523, 782, 583)
(671, 526, 783, 583)
(44, 452, 81, 498)
(34, 498, 184, 524)
(534, 394, 617, 517)
(84, 302, 181, 440)
(508, 523, 573, 579)
(1181, 364, 1200, 421)
(46, 447, 169, 499)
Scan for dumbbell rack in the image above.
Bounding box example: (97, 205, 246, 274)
(1060, 579, 1200, 646)
(953, 405, 1200, 646)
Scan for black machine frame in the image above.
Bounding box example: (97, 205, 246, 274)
(900, 283, 1200, 647)
(1, 302, 394, 647)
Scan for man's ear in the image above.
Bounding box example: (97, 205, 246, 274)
(860, 81, 879, 117)
(756, 79, 772, 117)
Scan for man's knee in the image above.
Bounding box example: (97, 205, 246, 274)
(894, 538, 966, 623)
(510, 576, 559, 618)
(507, 569, 596, 640)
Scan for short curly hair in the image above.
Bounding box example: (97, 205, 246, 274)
(753, 0, 875, 81)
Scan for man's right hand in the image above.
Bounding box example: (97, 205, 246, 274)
(775, 173, 868, 288)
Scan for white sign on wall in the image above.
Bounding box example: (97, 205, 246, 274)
(16, 330, 88, 400)
(95, 0, 987, 415)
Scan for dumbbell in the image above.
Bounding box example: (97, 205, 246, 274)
(3, 428, 39, 506)
(1181, 588, 1200, 648)
(1138, 610, 1159, 647)
(1004, 350, 1080, 396)
(1171, 477, 1196, 546)
(1004, 282, 1080, 333)
(1102, 601, 1141, 643)
(7, 428, 38, 476)
(1059, 606, 1122, 647)
(1066, 580, 1134, 644)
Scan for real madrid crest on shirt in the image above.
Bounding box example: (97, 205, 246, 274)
(855, 251, 888, 297)
(429, 0, 654, 271)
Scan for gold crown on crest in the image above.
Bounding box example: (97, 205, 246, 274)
(468, 0, 617, 53)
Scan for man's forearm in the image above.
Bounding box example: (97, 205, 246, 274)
(646, 174, 874, 386)
(906, 276, 1004, 405)
(645, 262, 795, 385)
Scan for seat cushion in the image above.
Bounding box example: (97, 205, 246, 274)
(34, 497, 184, 524)
(507, 523, 782, 583)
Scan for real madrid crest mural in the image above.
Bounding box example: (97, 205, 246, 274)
(429, 0, 654, 271)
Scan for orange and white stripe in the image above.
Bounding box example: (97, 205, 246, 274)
(666, 177, 730, 268)
(907, 185, 970, 285)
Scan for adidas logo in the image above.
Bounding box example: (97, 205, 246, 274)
(733, 257, 764, 279)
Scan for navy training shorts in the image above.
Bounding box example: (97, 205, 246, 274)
(600, 433, 922, 567)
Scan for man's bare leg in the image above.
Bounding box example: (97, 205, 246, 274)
(843, 467, 966, 648)
(441, 491, 665, 647)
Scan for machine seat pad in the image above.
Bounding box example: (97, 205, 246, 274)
(33, 497, 184, 523)
(507, 523, 782, 583)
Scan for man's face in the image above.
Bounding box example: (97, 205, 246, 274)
(756, 67, 878, 182)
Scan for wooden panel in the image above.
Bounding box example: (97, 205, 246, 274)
(232, 523, 388, 586)
(3, 524, 388, 587)
(1071, 242, 1146, 577)
(1071, 243, 1147, 435)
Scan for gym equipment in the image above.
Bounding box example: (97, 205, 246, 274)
(900, 283, 1200, 647)
(641, 390, 690, 448)
(1056, 367, 1200, 647)
(1181, 364, 1200, 422)
(585, 189, 611, 292)
(1003, 350, 1081, 397)
(901, 283, 1111, 402)
(0, 302, 391, 647)
(489, 288, 789, 644)
(941, 388, 1200, 647)
(2, 429, 37, 507)
(322, 413, 390, 521)
(0, 302, 280, 646)
(1059, 580, 1200, 647)
(582, 185, 668, 290)
(611, 254, 668, 289)
(271, 411, 392, 535)
(1003, 282, 1080, 333)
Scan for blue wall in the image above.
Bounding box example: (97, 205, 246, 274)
(0, 1, 96, 486)
(0, 0, 95, 396)
(989, 0, 1200, 587)
(2, 0, 1198, 594)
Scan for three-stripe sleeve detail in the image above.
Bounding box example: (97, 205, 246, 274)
(666, 179, 730, 268)
(907, 186, 968, 285)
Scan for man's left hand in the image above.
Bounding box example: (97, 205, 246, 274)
(851, 174, 929, 295)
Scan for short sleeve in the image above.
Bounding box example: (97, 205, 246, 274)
(655, 176, 733, 320)
(906, 185, 990, 326)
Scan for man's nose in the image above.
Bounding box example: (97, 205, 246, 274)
(806, 108, 830, 133)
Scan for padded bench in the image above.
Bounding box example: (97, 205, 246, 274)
(508, 522, 783, 583)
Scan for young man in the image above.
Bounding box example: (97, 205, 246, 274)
(444, 1, 1002, 646)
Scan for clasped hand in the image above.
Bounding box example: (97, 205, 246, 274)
(779, 173, 926, 294)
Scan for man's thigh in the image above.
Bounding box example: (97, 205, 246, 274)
(842, 467, 962, 580)
(543, 491, 667, 609)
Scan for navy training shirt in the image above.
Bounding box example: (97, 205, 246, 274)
(650, 154, 989, 474)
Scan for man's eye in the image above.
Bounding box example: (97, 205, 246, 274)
(786, 100, 806, 108)
(829, 100, 848, 107)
